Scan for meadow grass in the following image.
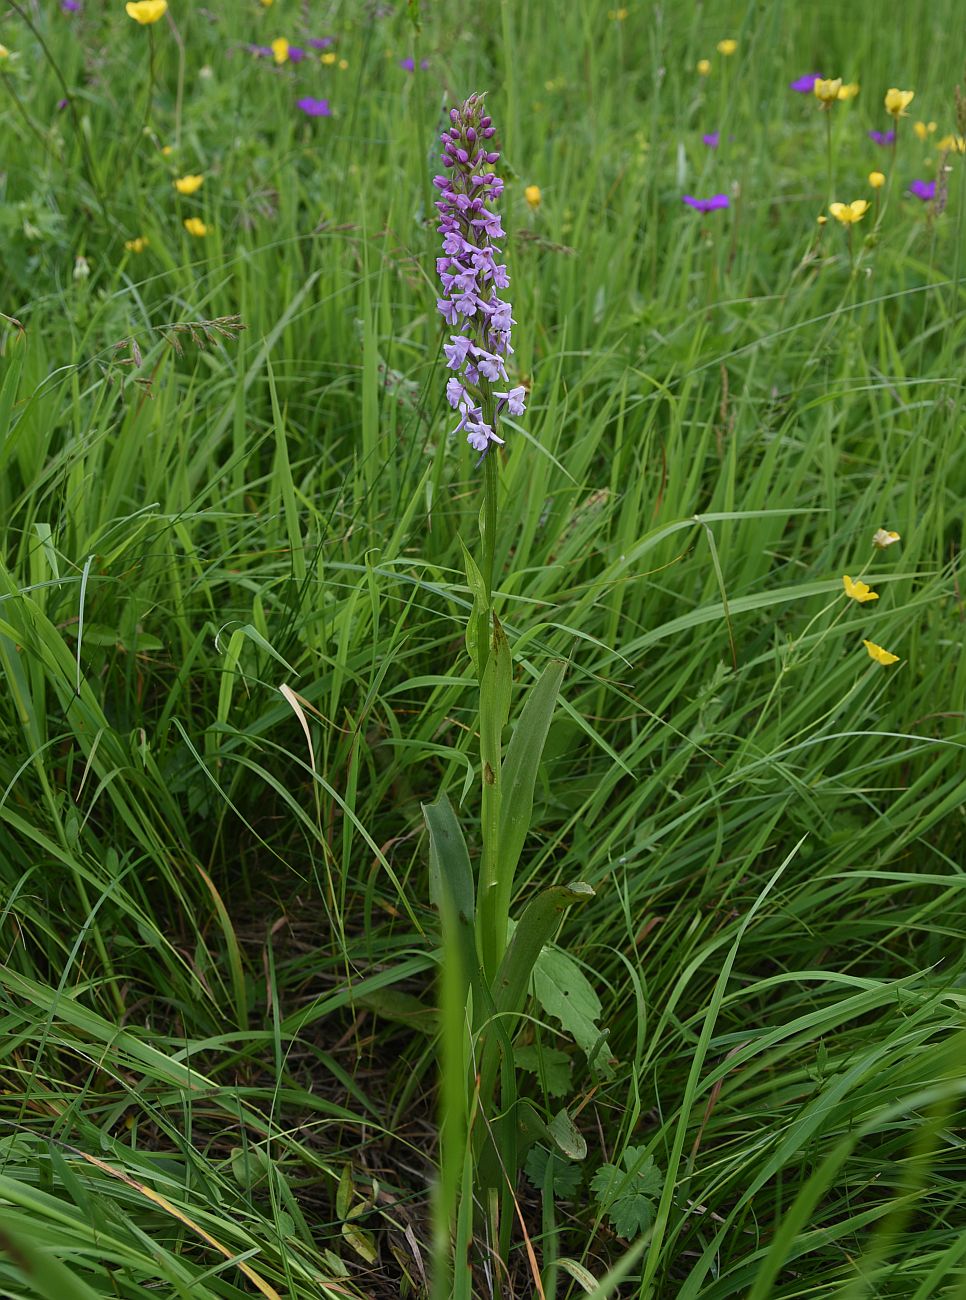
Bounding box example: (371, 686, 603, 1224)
(0, 0, 964, 1295)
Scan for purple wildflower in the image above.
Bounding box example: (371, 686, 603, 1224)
(288, 46, 306, 63)
(868, 129, 896, 146)
(297, 97, 331, 117)
(702, 132, 720, 148)
(789, 73, 820, 93)
(400, 57, 431, 71)
(908, 179, 935, 201)
(61, 0, 81, 11)
(247, 44, 273, 58)
(307, 37, 333, 50)
(682, 193, 730, 212)
(435, 94, 523, 456)
(57, 98, 69, 110)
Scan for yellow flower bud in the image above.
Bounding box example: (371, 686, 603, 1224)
(716, 39, 737, 56)
(524, 185, 542, 209)
(173, 174, 204, 195)
(271, 37, 289, 65)
(868, 171, 885, 189)
(183, 217, 207, 237)
(696, 58, 710, 75)
(813, 78, 843, 106)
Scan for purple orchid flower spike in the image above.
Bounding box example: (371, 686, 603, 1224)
(434, 94, 525, 457)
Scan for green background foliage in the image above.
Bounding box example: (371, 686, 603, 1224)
(0, 0, 963, 1294)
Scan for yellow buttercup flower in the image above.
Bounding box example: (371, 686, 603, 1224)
(829, 199, 870, 225)
(937, 133, 966, 153)
(913, 120, 937, 140)
(320, 51, 336, 65)
(338, 58, 348, 69)
(837, 82, 860, 100)
(862, 640, 899, 666)
(843, 575, 879, 603)
(829, 200, 869, 225)
(868, 171, 885, 188)
(124, 236, 149, 253)
(183, 217, 207, 237)
(271, 37, 289, 64)
(173, 174, 204, 195)
(160, 144, 173, 156)
(0, 44, 10, 61)
(813, 78, 842, 106)
(125, 0, 168, 23)
(872, 528, 901, 549)
(696, 58, 711, 76)
(884, 87, 914, 118)
(816, 214, 827, 225)
(716, 39, 737, 56)
(524, 185, 542, 209)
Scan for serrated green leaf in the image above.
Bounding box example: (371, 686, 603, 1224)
(525, 1145, 583, 1199)
(514, 1044, 571, 1097)
(622, 1147, 662, 1196)
(532, 945, 614, 1077)
(591, 1153, 661, 1239)
(608, 1194, 656, 1239)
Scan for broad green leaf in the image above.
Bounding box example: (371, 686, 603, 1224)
(492, 882, 594, 1020)
(496, 658, 567, 920)
(423, 793, 474, 927)
(533, 945, 614, 1077)
(549, 1106, 587, 1161)
(514, 1044, 572, 1097)
(341, 1219, 378, 1264)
